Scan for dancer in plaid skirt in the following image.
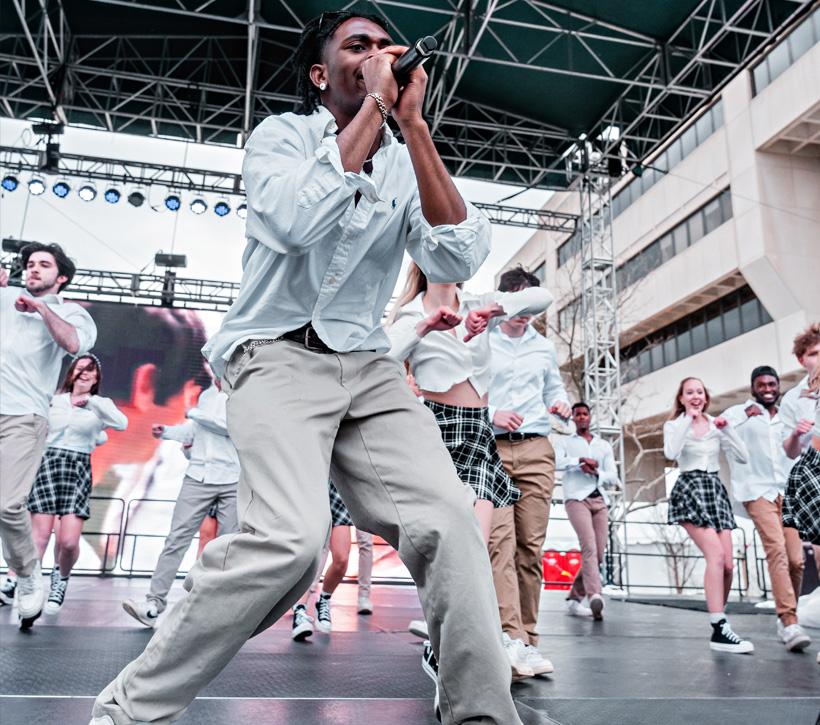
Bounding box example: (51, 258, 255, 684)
(20, 354, 127, 615)
(387, 262, 554, 680)
(664, 377, 753, 654)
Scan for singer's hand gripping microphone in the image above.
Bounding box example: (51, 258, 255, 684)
(392, 36, 438, 82)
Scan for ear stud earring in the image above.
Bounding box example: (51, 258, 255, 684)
(319, 82, 327, 91)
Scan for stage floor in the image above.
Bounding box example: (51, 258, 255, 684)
(1, 578, 818, 725)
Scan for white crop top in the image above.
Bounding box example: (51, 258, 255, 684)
(386, 286, 553, 397)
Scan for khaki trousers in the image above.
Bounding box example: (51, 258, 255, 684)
(565, 496, 609, 600)
(488, 436, 555, 646)
(744, 495, 804, 626)
(356, 528, 373, 594)
(94, 341, 520, 725)
(0, 413, 49, 576)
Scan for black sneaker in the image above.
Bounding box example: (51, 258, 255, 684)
(291, 604, 314, 641)
(315, 594, 332, 633)
(0, 575, 17, 605)
(421, 640, 441, 723)
(45, 577, 68, 615)
(710, 619, 754, 654)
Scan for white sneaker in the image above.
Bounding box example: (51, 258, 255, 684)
(502, 632, 535, 679)
(589, 594, 605, 621)
(780, 622, 811, 652)
(16, 562, 45, 628)
(522, 643, 554, 675)
(291, 604, 314, 641)
(44, 576, 68, 615)
(357, 593, 373, 615)
(88, 716, 115, 725)
(408, 619, 429, 639)
(122, 598, 159, 628)
(566, 599, 593, 618)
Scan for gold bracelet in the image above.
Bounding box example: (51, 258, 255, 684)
(366, 92, 389, 124)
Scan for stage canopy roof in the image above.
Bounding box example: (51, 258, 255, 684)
(1, 0, 813, 189)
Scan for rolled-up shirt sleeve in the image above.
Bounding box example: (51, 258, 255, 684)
(386, 311, 423, 362)
(59, 304, 97, 355)
(243, 115, 380, 255)
(405, 193, 490, 283)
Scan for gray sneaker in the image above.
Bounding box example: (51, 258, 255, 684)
(122, 598, 159, 628)
(780, 622, 811, 652)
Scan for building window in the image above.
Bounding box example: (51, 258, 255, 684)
(532, 262, 546, 283)
(621, 285, 772, 382)
(752, 7, 819, 94)
(557, 229, 583, 268)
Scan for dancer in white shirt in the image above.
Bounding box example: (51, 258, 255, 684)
(664, 377, 752, 653)
(21, 355, 127, 614)
(388, 262, 554, 680)
(122, 382, 239, 628)
(721, 366, 811, 652)
(554, 402, 618, 621)
(0, 243, 96, 629)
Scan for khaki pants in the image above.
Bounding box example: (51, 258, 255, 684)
(147, 476, 238, 611)
(488, 436, 555, 646)
(744, 495, 804, 626)
(0, 413, 48, 576)
(93, 341, 520, 725)
(356, 528, 373, 595)
(565, 496, 609, 600)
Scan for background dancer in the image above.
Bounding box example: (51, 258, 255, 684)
(722, 366, 811, 652)
(664, 377, 752, 654)
(781, 323, 820, 461)
(387, 261, 554, 679)
(91, 11, 547, 725)
(0, 244, 96, 629)
(554, 402, 618, 621)
(121, 381, 239, 628)
(23, 355, 127, 614)
(487, 266, 571, 657)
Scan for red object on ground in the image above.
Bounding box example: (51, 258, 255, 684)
(542, 548, 582, 590)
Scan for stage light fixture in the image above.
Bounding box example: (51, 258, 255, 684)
(78, 182, 97, 202)
(214, 200, 231, 217)
(28, 177, 46, 196)
(190, 198, 208, 215)
(127, 190, 146, 207)
(52, 179, 71, 199)
(154, 252, 187, 268)
(236, 202, 247, 219)
(104, 187, 121, 204)
(1, 174, 19, 192)
(164, 193, 181, 211)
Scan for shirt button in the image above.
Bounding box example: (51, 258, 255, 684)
(328, 276, 338, 285)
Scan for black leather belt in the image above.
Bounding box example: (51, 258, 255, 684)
(495, 432, 542, 442)
(281, 323, 336, 354)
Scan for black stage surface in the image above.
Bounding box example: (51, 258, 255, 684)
(1, 579, 818, 725)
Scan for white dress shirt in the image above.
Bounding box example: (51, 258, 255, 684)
(780, 375, 817, 461)
(387, 287, 552, 397)
(554, 433, 619, 503)
(44, 393, 128, 453)
(0, 288, 97, 418)
(663, 414, 748, 472)
(203, 107, 491, 376)
(487, 326, 569, 436)
(721, 400, 789, 502)
(161, 385, 239, 485)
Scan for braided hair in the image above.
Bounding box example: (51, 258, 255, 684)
(293, 10, 389, 115)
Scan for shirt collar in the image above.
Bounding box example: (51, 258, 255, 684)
(316, 105, 396, 150)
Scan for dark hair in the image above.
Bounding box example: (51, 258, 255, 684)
(293, 10, 390, 115)
(498, 265, 540, 292)
(670, 377, 711, 419)
(60, 355, 102, 396)
(572, 401, 590, 414)
(21, 242, 76, 291)
(750, 365, 779, 384)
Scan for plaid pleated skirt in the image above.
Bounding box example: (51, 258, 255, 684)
(28, 447, 93, 520)
(328, 480, 353, 527)
(783, 447, 820, 545)
(425, 400, 520, 508)
(667, 470, 736, 531)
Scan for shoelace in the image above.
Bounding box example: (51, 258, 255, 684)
(721, 621, 742, 643)
(49, 580, 67, 604)
(294, 608, 313, 626)
(316, 598, 331, 621)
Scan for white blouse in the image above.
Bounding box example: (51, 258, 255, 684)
(387, 286, 553, 397)
(44, 393, 128, 454)
(663, 414, 748, 473)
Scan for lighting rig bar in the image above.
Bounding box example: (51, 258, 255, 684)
(0, 145, 577, 233)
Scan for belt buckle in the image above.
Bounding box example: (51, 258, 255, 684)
(510, 431, 525, 441)
(303, 326, 325, 353)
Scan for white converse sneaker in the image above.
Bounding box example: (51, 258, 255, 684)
(45, 576, 68, 615)
(408, 619, 429, 639)
(122, 598, 159, 628)
(292, 604, 314, 641)
(589, 594, 605, 621)
(522, 643, 554, 675)
(566, 599, 593, 618)
(780, 623, 811, 652)
(315, 594, 332, 633)
(502, 632, 535, 679)
(17, 562, 45, 629)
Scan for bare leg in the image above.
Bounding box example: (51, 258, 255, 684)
(55, 515, 85, 577)
(296, 547, 330, 607)
(321, 526, 352, 595)
(197, 516, 218, 558)
(474, 500, 493, 547)
(31, 514, 56, 561)
(682, 524, 727, 613)
(718, 530, 735, 606)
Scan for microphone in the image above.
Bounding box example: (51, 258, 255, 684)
(393, 36, 438, 82)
